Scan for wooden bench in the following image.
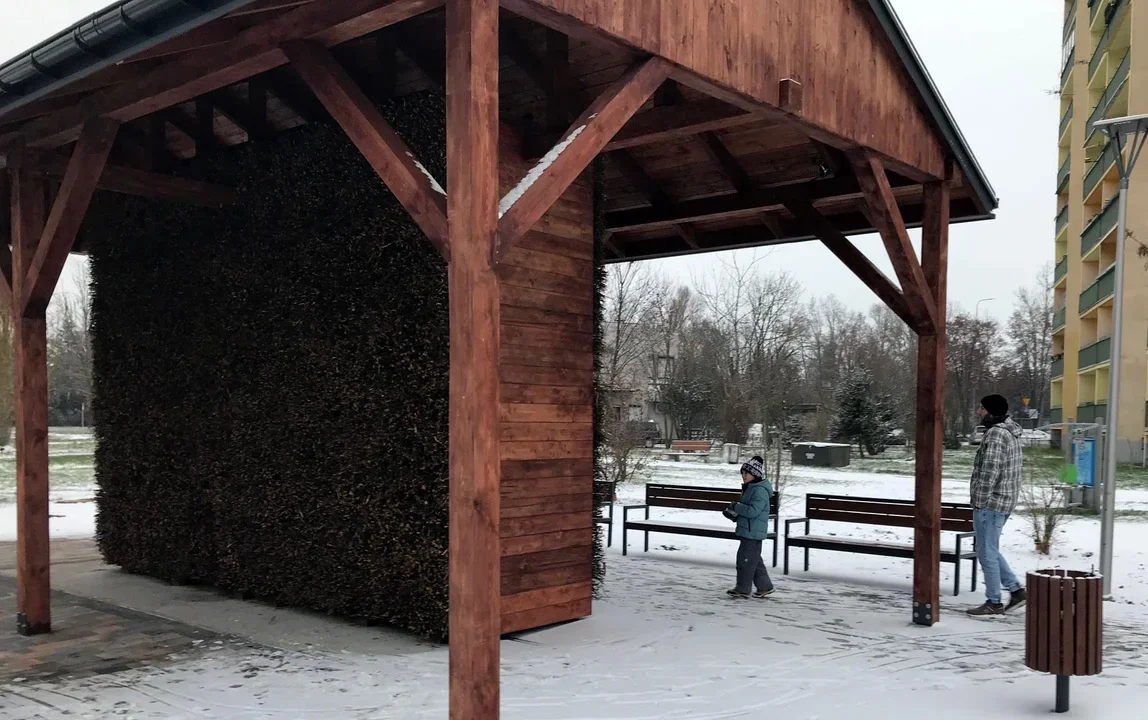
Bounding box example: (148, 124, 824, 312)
(593, 480, 616, 547)
(783, 493, 977, 596)
(623, 483, 781, 565)
(665, 440, 714, 462)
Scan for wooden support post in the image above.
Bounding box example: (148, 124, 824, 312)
(496, 57, 671, 257)
(912, 177, 950, 626)
(284, 40, 450, 259)
(852, 151, 938, 334)
(446, 0, 500, 717)
(9, 168, 49, 635)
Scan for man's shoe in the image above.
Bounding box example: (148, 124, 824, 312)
(1006, 588, 1027, 612)
(726, 588, 750, 599)
(752, 588, 775, 599)
(966, 602, 1006, 616)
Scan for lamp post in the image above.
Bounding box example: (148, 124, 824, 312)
(1091, 114, 1148, 597)
(973, 298, 994, 434)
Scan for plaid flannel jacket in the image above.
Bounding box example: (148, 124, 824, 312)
(969, 418, 1023, 514)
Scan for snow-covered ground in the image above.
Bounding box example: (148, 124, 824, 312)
(2, 459, 1148, 718)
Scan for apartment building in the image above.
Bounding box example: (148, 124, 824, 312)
(1053, 0, 1148, 460)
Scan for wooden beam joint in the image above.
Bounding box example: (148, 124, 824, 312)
(496, 57, 673, 261)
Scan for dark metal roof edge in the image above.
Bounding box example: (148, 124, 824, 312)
(0, 0, 258, 122)
(865, 0, 999, 214)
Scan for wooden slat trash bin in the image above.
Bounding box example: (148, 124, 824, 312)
(1025, 569, 1103, 713)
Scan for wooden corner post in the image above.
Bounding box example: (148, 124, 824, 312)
(10, 167, 50, 635)
(446, 0, 501, 717)
(912, 176, 950, 626)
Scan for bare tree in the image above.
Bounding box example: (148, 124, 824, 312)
(945, 309, 1001, 439)
(600, 263, 658, 398)
(1007, 265, 1054, 419)
(644, 282, 693, 440)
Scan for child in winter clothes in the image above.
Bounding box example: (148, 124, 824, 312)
(723, 455, 775, 599)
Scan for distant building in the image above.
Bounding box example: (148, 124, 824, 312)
(1052, 0, 1148, 461)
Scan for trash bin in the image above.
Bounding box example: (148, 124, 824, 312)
(723, 443, 740, 464)
(1025, 569, 1103, 713)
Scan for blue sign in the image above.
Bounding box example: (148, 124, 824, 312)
(1075, 438, 1096, 487)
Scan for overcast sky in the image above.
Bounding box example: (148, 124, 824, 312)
(1, 0, 1059, 319)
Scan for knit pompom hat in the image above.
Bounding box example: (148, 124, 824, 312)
(741, 455, 766, 480)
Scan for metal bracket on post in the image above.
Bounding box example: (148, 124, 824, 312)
(912, 602, 933, 626)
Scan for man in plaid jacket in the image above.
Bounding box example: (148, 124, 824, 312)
(967, 394, 1026, 616)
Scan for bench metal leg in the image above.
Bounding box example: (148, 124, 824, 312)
(783, 542, 790, 575)
(954, 558, 960, 597)
(971, 557, 977, 591)
(644, 530, 649, 553)
(804, 547, 809, 573)
(606, 504, 613, 547)
(772, 536, 778, 568)
(622, 524, 628, 556)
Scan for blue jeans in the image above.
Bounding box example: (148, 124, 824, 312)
(974, 508, 1022, 604)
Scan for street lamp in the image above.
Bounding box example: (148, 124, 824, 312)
(1091, 114, 1148, 597)
(974, 297, 995, 319)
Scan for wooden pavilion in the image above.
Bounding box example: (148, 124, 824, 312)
(0, 0, 995, 716)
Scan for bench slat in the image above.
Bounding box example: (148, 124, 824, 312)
(647, 485, 742, 502)
(626, 519, 776, 541)
(804, 493, 974, 532)
(669, 441, 712, 452)
(787, 535, 975, 560)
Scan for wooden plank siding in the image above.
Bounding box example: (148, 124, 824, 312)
(497, 131, 595, 635)
(511, 0, 947, 180)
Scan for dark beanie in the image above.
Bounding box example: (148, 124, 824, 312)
(741, 455, 766, 480)
(980, 394, 1009, 418)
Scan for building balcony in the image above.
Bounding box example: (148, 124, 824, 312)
(1083, 142, 1113, 199)
(1058, 154, 1072, 193)
(1056, 205, 1069, 237)
(1062, 49, 1076, 92)
(1081, 197, 1118, 256)
(1079, 264, 1116, 313)
(1077, 402, 1107, 424)
(1088, 0, 1128, 81)
(1086, 50, 1129, 142)
(1079, 336, 1111, 369)
(1089, 0, 1105, 24)
(1051, 406, 1064, 425)
(1052, 354, 1066, 378)
(1054, 305, 1067, 330)
(1067, 0, 1079, 35)
(1060, 102, 1074, 141)
(1055, 255, 1069, 285)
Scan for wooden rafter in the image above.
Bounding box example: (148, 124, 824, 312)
(210, 88, 261, 140)
(603, 99, 762, 152)
(6, 0, 445, 150)
(784, 199, 915, 328)
(21, 119, 119, 316)
(699, 131, 751, 193)
(264, 69, 328, 123)
(496, 57, 672, 259)
(284, 41, 449, 260)
(2, 147, 236, 206)
(195, 98, 218, 156)
(675, 224, 699, 250)
(852, 151, 938, 334)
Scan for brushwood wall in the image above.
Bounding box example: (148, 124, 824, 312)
(85, 93, 597, 640)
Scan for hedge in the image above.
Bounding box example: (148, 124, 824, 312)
(87, 91, 606, 639)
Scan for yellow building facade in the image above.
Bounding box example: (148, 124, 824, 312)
(1053, 0, 1148, 461)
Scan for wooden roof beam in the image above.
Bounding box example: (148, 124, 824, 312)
(496, 57, 672, 260)
(499, 20, 673, 211)
(7, 0, 445, 150)
(602, 99, 763, 152)
(284, 41, 449, 260)
(1, 147, 237, 206)
(699, 131, 751, 194)
(852, 151, 937, 334)
(784, 199, 915, 328)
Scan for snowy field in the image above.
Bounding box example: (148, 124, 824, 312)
(0, 428, 95, 542)
(3, 450, 1148, 718)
